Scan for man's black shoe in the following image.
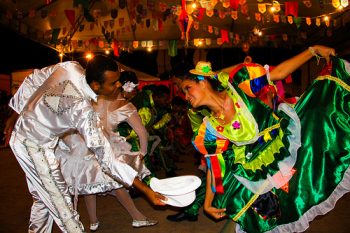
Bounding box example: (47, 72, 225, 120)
(166, 212, 198, 222)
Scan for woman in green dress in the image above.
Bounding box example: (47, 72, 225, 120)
(181, 45, 350, 232)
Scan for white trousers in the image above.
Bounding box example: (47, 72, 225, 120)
(10, 133, 84, 233)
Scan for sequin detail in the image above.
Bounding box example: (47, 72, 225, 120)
(43, 80, 84, 115)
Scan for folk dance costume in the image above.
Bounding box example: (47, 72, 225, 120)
(190, 58, 350, 232)
(9, 62, 138, 233)
(56, 98, 150, 196)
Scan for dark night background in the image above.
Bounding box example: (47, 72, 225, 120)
(0, 23, 306, 77)
(3, 23, 349, 78)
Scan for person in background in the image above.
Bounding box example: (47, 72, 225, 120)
(0, 90, 12, 148)
(150, 85, 178, 177)
(3, 56, 166, 233)
(167, 96, 194, 157)
(119, 82, 177, 177)
(179, 45, 350, 233)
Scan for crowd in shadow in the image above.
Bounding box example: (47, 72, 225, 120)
(0, 90, 12, 148)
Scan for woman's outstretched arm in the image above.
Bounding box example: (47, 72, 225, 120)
(270, 45, 336, 81)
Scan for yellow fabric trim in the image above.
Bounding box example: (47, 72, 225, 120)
(272, 112, 279, 121)
(153, 113, 171, 129)
(315, 75, 350, 92)
(232, 194, 259, 221)
(232, 181, 270, 221)
(258, 123, 280, 137)
(138, 107, 152, 126)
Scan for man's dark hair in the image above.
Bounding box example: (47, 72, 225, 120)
(85, 55, 119, 85)
(153, 85, 170, 98)
(119, 71, 138, 85)
(171, 96, 186, 106)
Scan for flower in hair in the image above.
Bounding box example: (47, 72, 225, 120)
(122, 81, 138, 92)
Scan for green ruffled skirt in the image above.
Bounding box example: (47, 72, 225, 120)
(214, 58, 350, 232)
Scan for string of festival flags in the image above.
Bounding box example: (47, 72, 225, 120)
(2, 0, 349, 55)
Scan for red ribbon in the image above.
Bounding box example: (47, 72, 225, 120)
(209, 156, 224, 194)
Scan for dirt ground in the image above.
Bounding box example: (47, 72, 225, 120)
(1, 147, 350, 233)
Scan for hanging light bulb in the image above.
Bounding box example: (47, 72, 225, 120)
(323, 15, 329, 22)
(147, 47, 152, 52)
(59, 52, 64, 62)
(270, 6, 276, 13)
(105, 49, 110, 55)
(85, 52, 94, 60)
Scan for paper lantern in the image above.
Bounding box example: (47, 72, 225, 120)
(242, 42, 250, 53)
(132, 41, 139, 48)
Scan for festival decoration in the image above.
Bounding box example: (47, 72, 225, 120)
(177, 0, 193, 47)
(242, 41, 250, 53)
(258, 4, 266, 13)
(272, 1, 281, 12)
(341, 0, 349, 7)
(303, 0, 312, 8)
(285, 1, 299, 17)
(2, 0, 348, 54)
(132, 41, 139, 48)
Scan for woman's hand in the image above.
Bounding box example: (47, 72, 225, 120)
(203, 168, 227, 220)
(312, 45, 336, 63)
(204, 205, 227, 220)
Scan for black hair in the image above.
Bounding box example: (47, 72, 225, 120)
(171, 96, 186, 106)
(153, 85, 170, 98)
(142, 84, 157, 92)
(170, 62, 193, 79)
(119, 71, 138, 85)
(185, 73, 223, 92)
(85, 55, 119, 85)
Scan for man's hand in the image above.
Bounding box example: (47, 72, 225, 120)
(132, 178, 167, 206)
(147, 191, 167, 206)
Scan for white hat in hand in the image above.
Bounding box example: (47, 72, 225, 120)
(150, 175, 201, 207)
